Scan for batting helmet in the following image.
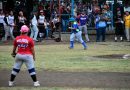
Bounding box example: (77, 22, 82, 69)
(20, 25, 29, 33)
(69, 17, 75, 22)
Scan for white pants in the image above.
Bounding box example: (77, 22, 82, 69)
(79, 25, 89, 41)
(4, 25, 10, 41)
(12, 54, 35, 75)
(70, 31, 84, 43)
(4, 25, 15, 41)
(9, 26, 15, 39)
(30, 25, 39, 40)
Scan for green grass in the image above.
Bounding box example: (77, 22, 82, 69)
(0, 42, 130, 72)
(0, 42, 130, 90)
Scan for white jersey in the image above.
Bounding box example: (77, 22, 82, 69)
(0, 14, 5, 24)
(52, 17, 59, 24)
(38, 15, 45, 24)
(32, 15, 38, 26)
(8, 15, 15, 25)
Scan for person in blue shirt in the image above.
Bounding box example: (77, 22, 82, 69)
(95, 12, 107, 42)
(77, 11, 90, 42)
(68, 17, 87, 50)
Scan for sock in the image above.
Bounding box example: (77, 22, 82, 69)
(85, 35, 89, 41)
(120, 37, 123, 41)
(31, 75, 37, 82)
(115, 37, 117, 40)
(70, 41, 74, 48)
(82, 42, 87, 48)
(10, 74, 16, 82)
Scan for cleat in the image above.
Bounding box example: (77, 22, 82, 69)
(115, 40, 117, 42)
(68, 47, 73, 49)
(34, 81, 40, 87)
(84, 47, 87, 50)
(9, 81, 14, 87)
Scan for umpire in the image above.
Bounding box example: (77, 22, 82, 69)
(9, 25, 40, 87)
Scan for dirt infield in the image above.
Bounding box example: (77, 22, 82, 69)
(0, 70, 130, 88)
(94, 54, 125, 59)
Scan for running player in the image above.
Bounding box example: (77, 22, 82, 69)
(69, 17, 87, 50)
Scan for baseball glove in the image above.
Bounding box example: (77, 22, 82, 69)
(11, 53, 16, 58)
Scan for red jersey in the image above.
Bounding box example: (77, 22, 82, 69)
(14, 35, 34, 55)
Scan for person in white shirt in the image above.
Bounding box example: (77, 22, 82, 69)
(38, 10, 46, 41)
(18, 11, 27, 36)
(3, 12, 10, 42)
(30, 11, 39, 42)
(0, 10, 5, 40)
(51, 15, 60, 38)
(8, 11, 15, 40)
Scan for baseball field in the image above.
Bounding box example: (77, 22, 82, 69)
(0, 37, 130, 90)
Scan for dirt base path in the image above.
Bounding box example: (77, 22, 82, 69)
(0, 70, 130, 88)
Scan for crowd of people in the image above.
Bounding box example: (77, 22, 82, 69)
(0, 0, 130, 43)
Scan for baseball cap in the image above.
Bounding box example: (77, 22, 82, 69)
(20, 25, 29, 33)
(69, 17, 75, 22)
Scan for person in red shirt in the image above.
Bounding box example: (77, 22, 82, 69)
(9, 25, 40, 87)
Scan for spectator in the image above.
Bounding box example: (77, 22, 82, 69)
(8, 11, 15, 40)
(30, 11, 39, 42)
(114, 13, 124, 42)
(0, 10, 5, 40)
(96, 12, 107, 42)
(18, 11, 27, 36)
(105, 8, 113, 31)
(61, 6, 70, 32)
(124, 11, 130, 42)
(44, 6, 51, 22)
(3, 12, 10, 43)
(38, 10, 46, 41)
(44, 20, 52, 39)
(51, 15, 60, 38)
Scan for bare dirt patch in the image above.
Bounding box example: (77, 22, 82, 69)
(94, 54, 125, 59)
(0, 70, 130, 88)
